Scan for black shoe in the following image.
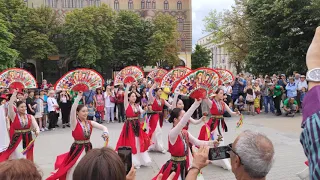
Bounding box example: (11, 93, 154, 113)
(63, 125, 65, 128)
(55, 125, 59, 127)
(66, 124, 70, 127)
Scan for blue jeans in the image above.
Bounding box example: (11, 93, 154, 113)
(263, 96, 274, 113)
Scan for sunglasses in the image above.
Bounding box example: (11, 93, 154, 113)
(227, 143, 243, 165)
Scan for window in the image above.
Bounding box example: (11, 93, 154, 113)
(181, 38, 185, 50)
(177, 18, 184, 31)
(164, 0, 169, 10)
(128, 0, 133, 9)
(146, 0, 151, 9)
(141, 0, 145, 9)
(46, 0, 57, 8)
(114, 0, 119, 10)
(152, 0, 156, 9)
(96, 0, 101, 6)
(177, 1, 182, 10)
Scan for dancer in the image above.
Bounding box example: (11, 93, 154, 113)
(198, 88, 239, 170)
(0, 89, 40, 162)
(148, 83, 172, 153)
(115, 83, 151, 169)
(153, 99, 218, 180)
(172, 93, 204, 130)
(0, 95, 9, 153)
(47, 91, 109, 180)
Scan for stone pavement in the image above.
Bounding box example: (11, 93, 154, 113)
(35, 114, 306, 180)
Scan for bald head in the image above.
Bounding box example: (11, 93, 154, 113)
(234, 130, 274, 179)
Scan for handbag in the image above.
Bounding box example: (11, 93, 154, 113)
(110, 96, 116, 103)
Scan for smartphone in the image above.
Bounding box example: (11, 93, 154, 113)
(118, 146, 132, 174)
(208, 145, 231, 160)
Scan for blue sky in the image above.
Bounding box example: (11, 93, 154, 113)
(192, 0, 234, 46)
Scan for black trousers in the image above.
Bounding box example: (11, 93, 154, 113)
(273, 96, 282, 115)
(117, 102, 125, 121)
(49, 111, 58, 129)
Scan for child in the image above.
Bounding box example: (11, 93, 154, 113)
(34, 92, 45, 131)
(87, 102, 95, 121)
(141, 92, 148, 109)
(254, 92, 261, 114)
(300, 87, 307, 106)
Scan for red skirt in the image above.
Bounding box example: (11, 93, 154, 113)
(96, 106, 104, 113)
(152, 159, 188, 180)
(115, 120, 150, 154)
(46, 142, 92, 180)
(148, 114, 159, 139)
(0, 131, 33, 162)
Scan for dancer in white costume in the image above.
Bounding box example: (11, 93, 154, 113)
(199, 88, 239, 170)
(0, 95, 9, 153)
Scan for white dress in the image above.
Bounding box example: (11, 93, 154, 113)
(0, 105, 9, 153)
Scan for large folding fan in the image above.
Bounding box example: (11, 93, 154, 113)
(147, 68, 168, 83)
(54, 68, 104, 92)
(0, 68, 38, 90)
(161, 67, 192, 88)
(172, 68, 221, 99)
(216, 69, 234, 84)
(114, 66, 144, 86)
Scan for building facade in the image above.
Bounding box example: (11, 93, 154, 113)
(196, 33, 235, 74)
(23, 0, 192, 83)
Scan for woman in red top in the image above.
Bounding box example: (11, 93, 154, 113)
(148, 83, 172, 153)
(94, 88, 105, 122)
(153, 99, 218, 180)
(116, 83, 151, 169)
(47, 91, 109, 180)
(0, 89, 40, 162)
(198, 88, 239, 170)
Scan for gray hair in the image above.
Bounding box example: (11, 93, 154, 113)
(234, 130, 275, 178)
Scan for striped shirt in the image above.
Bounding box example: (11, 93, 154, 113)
(300, 85, 320, 179)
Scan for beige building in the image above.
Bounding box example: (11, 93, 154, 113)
(197, 33, 235, 74)
(25, 0, 192, 68)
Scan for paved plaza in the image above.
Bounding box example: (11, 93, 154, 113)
(35, 114, 306, 180)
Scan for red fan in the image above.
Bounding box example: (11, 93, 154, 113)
(114, 66, 144, 86)
(216, 69, 234, 84)
(147, 68, 168, 84)
(172, 68, 221, 99)
(161, 67, 192, 88)
(0, 68, 38, 91)
(54, 68, 104, 92)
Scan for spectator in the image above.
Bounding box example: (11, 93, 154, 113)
(104, 86, 116, 123)
(300, 26, 320, 179)
(286, 77, 298, 99)
(40, 79, 52, 89)
(234, 95, 245, 112)
(94, 88, 105, 122)
(26, 90, 36, 115)
(58, 90, 72, 128)
(47, 90, 59, 130)
(300, 87, 307, 107)
(261, 81, 275, 114)
(230, 130, 274, 180)
(277, 74, 288, 101)
(297, 75, 308, 107)
(34, 91, 45, 131)
(73, 147, 136, 180)
(244, 81, 255, 115)
(231, 75, 244, 103)
(83, 90, 95, 106)
(294, 73, 301, 84)
(39, 89, 48, 131)
(87, 102, 95, 120)
(0, 159, 42, 180)
(185, 146, 210, 180)
(283, 97, 298, 116)
(271, 84, 283, 116)
(116, 85, 125, 123)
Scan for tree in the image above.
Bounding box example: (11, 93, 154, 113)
(63, 5, 116, 66)
(0, 19, 18, 71)
(191, 45, 212, 69)
(146, 14, 180, 67)
(204, 0, 249, 74)
(245, 0, 320, 75)
(112, 10, 146, 68)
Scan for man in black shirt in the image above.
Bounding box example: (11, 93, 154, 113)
(26, 90, 36, 115)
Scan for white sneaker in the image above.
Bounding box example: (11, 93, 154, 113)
(52, 128, 55, 131)
(44, 127, 49, 131)
(40, 128, 44, 132)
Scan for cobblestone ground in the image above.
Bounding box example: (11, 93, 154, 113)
(35, 114, 306, 180)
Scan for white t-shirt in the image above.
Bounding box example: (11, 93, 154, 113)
(104, 92, 115, 108)
(222, 85, 232, 95)
(47, 97, 58, 112)
(297, 80, 308, 91)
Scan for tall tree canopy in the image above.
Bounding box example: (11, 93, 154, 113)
(0, 19, 18, 71)
(245, 0, 320, 75)
(191, 45, 212, 69)
(204, 0, 249, 74)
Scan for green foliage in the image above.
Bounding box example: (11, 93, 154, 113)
(245, 0, 320, 75)
(63, 5, 116, 66)
(0, 19, 18, 71)
(146, 14, 180, 67)
(191, 45, 212, 69)
(204, 0, 249, 73)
